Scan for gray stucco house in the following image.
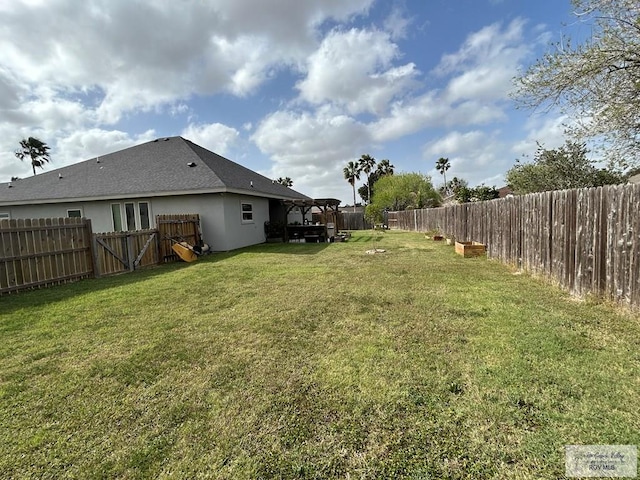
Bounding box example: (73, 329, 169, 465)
(0, 136, 312, 251)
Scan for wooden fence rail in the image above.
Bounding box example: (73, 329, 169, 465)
(390, 184, 640, 309)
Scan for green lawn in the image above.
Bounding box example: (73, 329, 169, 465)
(1, 231, 638, 479)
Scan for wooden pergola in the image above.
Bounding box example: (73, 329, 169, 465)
(281, 198, 341, 242)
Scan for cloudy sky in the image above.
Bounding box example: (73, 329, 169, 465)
(0, 0, 579, 203)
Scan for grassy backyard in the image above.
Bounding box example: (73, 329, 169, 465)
(0, 230, 638, 479)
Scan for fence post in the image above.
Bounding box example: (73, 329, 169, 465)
(86, 218, 101, 278)
(126, 234, 135, 271)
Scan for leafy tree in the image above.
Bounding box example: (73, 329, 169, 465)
(513, 0, 640, 167)
(15, 137, 51, 175)
(505, 141, 624, 194)
(364, 203, 386, 251)
(364, 203, 385, 229)
(370, 173, 440, 211)
(357, 154, 377, 204)
(343, 161, 360, 212)
(274, 176, 293, 187)
(451, 183, 499, 203)
(470, 185, 500, 201)
(447, 177, 468, 195)
(453, 186, 472, 203)
(440, 176, 468, 197)
(435, 157, 451, 191)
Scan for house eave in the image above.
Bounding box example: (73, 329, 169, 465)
(0, 187, 310, 207)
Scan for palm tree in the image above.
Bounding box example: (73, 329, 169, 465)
(274, 176, 293, 187)
(357, 154, 377, 204)
(376, 159, 395, 177)
(15, 137, 51, 175)
(358, 159, 395, 204)
(343, 161, 360, 212)
(435, 157, 451, 192)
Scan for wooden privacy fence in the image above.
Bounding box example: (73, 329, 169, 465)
(1, 213, 202, 295)
(0, 217, 94, 294)
(157, 214, 202, 262)
(391, 183, 640, 309)
(338, 212, 371, 230)
(93, 230, 159, 276)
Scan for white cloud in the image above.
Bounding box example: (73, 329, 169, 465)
(0, 70, 23, 110)
(383, 5, 413, 40)
(424, 130, 511, 187)
(436, 19, 527, 75)
(370, 94, 506, 143)
(0, 0, 376, 124)
(55, 129, 157, 167)
(297, 28, 418, 115)
(252, 107, 370, 199)
(511, 114, 568, 158)
(181, 123, 240, 156)
(0, 1, 563, 201)
(253, 108, 369, 165)
(170, 103, 190, 117)
(424, 131, 487, 157)
(437, 19, 530, 103)
(446, 66, 515, 103)
(367, 19, 536, 144)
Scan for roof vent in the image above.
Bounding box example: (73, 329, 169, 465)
(250, 181, 254, 188)
(187, 162, 196, 167)
(153, 139, 159, 142)
(8, 183, 12, 188)
(58, 173, 63, 179)
(96, 157, 100, 163)
(164, 137, 170, 141)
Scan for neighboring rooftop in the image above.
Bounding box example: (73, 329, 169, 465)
(0, 137, 310, 205)
(498, 186, 513, 198)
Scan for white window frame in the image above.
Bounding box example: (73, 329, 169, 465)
(111, 201, 152, 232)
(0, 212, 9, 220)
(241, 202, 254, 224)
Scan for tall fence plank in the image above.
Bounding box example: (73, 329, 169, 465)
(390, 183, 640, 309)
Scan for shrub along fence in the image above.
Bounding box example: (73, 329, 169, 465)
(391, 183, 640, 309)
(0, 214, 201, 295)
